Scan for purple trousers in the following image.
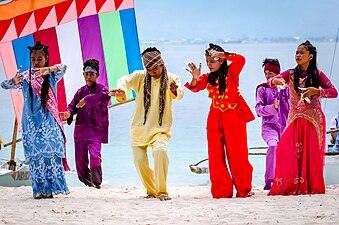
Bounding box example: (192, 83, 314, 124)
(264, 139, 277, 190)
(75, 141, 102, 186)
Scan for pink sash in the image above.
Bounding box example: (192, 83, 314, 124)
(23, 69, 70, 171)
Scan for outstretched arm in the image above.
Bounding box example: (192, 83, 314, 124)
(1, 71, 24, 90)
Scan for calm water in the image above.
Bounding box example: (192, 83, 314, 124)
(1, 42, 338, 188)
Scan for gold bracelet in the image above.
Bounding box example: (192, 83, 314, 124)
(48, 67, 51, 74)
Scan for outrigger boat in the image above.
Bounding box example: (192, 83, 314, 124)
(0, 119, 30, 187)
(189, 134, 339, 185)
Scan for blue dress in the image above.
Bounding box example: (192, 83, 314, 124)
(1, 64, 69, 198)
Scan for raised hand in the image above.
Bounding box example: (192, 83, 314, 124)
(272, 77, 286, 87)
(12, 72, 23, 84)
(186, 61, 201, 80)
(169, 80, 178, 96)
(301, 87, 320, 98)
(33, 67, 51, 77)
(208, 50, 226, 60)
(108, 89, 125, 97)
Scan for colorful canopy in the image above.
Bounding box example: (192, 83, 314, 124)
(0, 0, 142, 126)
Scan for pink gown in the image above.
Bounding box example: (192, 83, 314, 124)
(268, 69, 337, 195)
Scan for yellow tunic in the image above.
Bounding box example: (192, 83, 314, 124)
(117, 70, 184, 147)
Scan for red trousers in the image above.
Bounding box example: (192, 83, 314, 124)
(207, 108, 253, 198)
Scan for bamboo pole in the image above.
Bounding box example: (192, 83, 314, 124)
(62, 98, 136, 125)
(3, 138, 22, 148)
(8, 119, 18, 171)
(107, 98, 135, 109)
(326, 128, 339, 134)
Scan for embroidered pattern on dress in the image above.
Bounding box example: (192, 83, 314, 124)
(275, 178, 283, 186)
(286, 72, 325, 153)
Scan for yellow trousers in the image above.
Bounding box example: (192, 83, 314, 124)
(132, 134, 169, 197)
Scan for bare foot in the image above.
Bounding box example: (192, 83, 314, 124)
(87, 183, 95, 188)
(144, 194, 156, 199)
(247, 191, 255, 197)
(95, 185, 101, 189)
(159, 196, 171, 201)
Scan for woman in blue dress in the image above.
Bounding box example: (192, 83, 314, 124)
(1, 41, 69, 199)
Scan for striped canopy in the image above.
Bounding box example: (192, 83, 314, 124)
(0, 0, 142, 126)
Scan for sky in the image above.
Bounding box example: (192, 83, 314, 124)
(134, 0, 339, 41)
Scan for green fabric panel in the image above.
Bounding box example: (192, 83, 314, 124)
(99, 11, 133, 102)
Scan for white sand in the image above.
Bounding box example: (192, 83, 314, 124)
(0, 185, 339, 225)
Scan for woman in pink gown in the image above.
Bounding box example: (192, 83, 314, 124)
(267, 40, 337, 195)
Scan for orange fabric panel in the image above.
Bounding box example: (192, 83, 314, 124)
(0, 0, 69, 20)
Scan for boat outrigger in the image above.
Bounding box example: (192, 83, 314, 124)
(189, 133, 339, 185)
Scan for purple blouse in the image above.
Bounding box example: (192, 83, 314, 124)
(255, 85, 290, 136)
(66, 83, 111, 143)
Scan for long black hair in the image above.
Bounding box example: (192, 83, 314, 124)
(27, 41, 50, 110)
(293, 40, 319, 94)
(206, 43, 228, 95)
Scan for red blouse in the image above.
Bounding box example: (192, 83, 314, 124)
(185, 53, 254, 124)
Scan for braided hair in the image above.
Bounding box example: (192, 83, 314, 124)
(293, 40, 319, 94)
(142, 47, 168, 126)
(206, 43, 228, 95)
(27, 41, 50, 110)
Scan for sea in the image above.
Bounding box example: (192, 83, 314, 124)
(1, 42, 338, 188)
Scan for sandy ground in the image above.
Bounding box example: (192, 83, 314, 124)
(0, 185, 339, 225)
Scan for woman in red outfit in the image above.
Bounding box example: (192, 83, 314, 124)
(185, 43, 254, 198)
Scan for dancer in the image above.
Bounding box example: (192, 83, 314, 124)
(109, 47, 184, 201)
(185, 43, 254, 198)
(268, 40, 338, 195)
(255, 58, 289, 190)
(1, 41, 69, 199)
(61, 59, 111, 189)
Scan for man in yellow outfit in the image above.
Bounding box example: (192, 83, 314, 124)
(109, 47, 184, 201)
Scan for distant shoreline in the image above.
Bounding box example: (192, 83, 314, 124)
(140, 38, 337, 46)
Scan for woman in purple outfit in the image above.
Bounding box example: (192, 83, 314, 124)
(60, 59, 111, 189)
(255, 58, 290, 190)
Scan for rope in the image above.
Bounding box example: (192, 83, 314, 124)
(190, 147, 339, 167)
(323, 26, 339, 111)
(62, 97, 136, 125)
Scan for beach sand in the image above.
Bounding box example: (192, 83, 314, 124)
(0, 185, 339, 225)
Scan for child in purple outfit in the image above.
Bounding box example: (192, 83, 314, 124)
(255, 58, 290, 190)
(60, 59, 111, 189)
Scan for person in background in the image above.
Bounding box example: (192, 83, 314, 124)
(255, 58, 290, 190)
(329, 113, 339, 152)
(268, 40, 338, 196)
(185, 43, 254, 198)
(109, 47, 184, 201)
(60, 59, 111, 189)
(1, 41, 69, 199)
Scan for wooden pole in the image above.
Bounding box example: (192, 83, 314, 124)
(107, 98, 135, 109)
(63, 98, 136, 125)
(326, 128, 339, 134)
(8, 119, 18, 171)
(3, 138, 22, 148)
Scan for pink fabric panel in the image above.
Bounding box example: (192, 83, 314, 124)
(0, 42, 24, 129)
